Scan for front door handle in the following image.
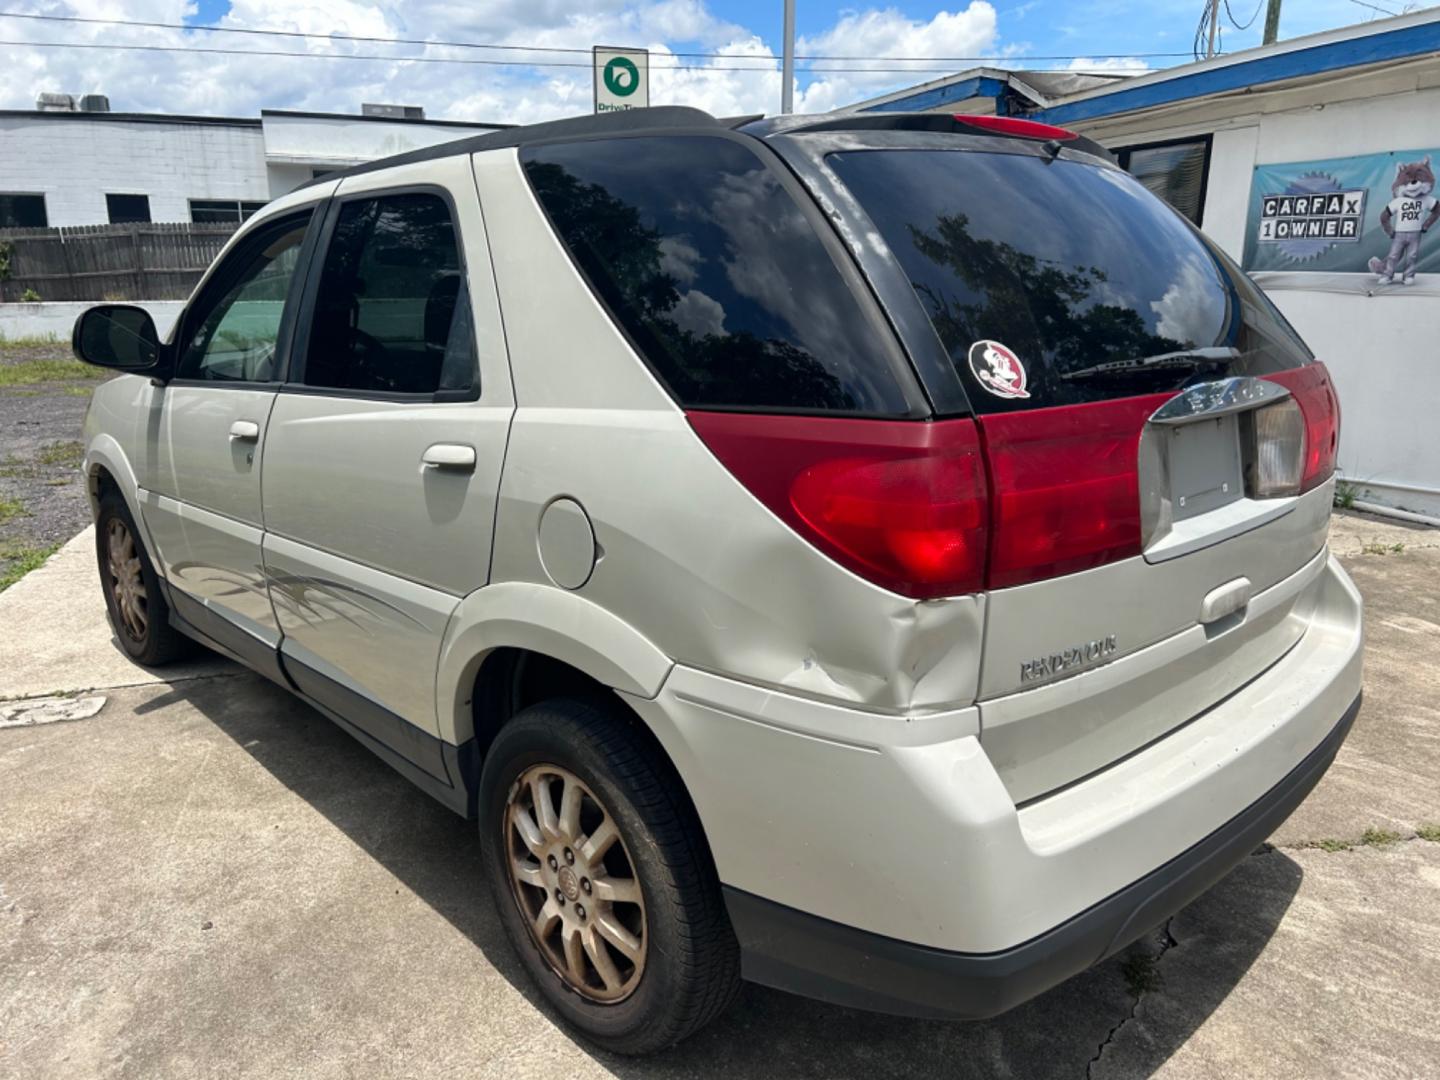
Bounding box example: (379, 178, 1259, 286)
(422, 443, 476, 472)
(229, 420, 261, 442)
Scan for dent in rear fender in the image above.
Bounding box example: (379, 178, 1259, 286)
(436, 581, 674, 744)
(473, 148, 986, 713)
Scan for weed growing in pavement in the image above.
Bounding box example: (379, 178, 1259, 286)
(0, 496, 27, 524)
(1417, 824, 1440, 842)
(1360, 542, 1406, 555)
(1334, 481, 1359, 510)
(36, 440, 83, 469)
(1359, 827, 1403, 847)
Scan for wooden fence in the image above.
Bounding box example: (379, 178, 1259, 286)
(0, 221, 238, 303)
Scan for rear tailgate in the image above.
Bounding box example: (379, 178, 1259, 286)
(804, 130, 1339, 801)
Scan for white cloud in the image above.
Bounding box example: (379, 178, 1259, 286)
(1062, 55, 1151, 75)
(0, 1, 1004, 123)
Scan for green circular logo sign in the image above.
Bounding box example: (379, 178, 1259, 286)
(603, 56, 640, 98)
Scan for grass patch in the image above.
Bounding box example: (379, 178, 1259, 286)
(0, 496, 27, 523)
(1360, 542, 1406, 556)
(1334, 480, 1359, 510)
(1297, 837, 1353, 852)
(0, 334, 61, 348)
(1359, 827, 1403, 848)
(36, 440, 83, 469)
(0, 357, 107, 385)
(0, 542, 59, 593)
(1417, 824, 1440, 843)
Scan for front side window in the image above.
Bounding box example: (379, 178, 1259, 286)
(301, 192, 475, 397)
(521, 136, 914, 415)
(176, 215, 310, 383)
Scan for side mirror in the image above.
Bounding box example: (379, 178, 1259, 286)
(72, 305, 163, 373)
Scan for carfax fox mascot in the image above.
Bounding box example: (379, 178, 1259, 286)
(1367, 155, 1440, 285)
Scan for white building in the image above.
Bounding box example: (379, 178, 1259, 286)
(847, 7, 1440, 521)
(0, 99, 507, 228)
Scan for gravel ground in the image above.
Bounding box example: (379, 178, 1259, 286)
(0, 340, 107, 588)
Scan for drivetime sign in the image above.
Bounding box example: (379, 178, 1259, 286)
(594, 47, 649, 113)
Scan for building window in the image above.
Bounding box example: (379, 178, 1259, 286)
(311, 168, 337, 180)
(189, 199, 268, 224)
(1116, 136, 1211, 226)
(0, 193, 48, 228)
(106, 194, 152, 225)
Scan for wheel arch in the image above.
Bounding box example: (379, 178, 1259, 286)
(437, 580, 673, 749)
(85, 438, 156, 553)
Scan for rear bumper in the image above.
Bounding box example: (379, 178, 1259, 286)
(722, 692, 1359, 1019)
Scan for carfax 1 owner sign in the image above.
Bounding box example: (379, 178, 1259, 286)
(1243, 146, 1440, 294)
(593, 46, 649, 113)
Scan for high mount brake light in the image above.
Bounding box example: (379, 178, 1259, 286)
(1262, 362, 1340, 493)
(953, 115, 1079, 142)
(686, 412, 989, 599)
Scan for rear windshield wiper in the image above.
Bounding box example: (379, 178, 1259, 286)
(1060, 346, 1240, 382)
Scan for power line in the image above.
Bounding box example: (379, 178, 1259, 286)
(1224, 0, 1264, 30)
(0, 37, 1182, 73)
(0, 10, 1195, 64)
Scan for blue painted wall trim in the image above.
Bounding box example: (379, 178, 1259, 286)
(1031, 21, 1440, 126)
(864, 76, 1006, 113)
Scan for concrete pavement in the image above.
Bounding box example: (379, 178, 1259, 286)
(2, 513, 1439, 1079)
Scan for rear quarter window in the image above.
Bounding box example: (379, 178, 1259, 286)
(825, 148, 1312, 413)
(521, 135, 918, 415)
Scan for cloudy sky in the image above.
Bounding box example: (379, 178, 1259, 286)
(0, 0, 1420, 122)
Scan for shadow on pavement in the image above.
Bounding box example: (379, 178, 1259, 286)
(158, 672, 1303, 1080)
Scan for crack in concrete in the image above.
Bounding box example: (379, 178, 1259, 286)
(0, 669, 247, 705)
(1085, 917, 1178, 1080)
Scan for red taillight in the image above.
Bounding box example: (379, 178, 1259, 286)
(686, 412, 989, 598)
(1262, 362, 1339, 493)
(977, 394, 1173, 589)
(954, 114, 1079, 142)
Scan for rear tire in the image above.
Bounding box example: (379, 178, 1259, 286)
(479, 697, 740, 1055)
(95, 491, 194, 666)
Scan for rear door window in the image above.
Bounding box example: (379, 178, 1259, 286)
(300, 191, 476, 398)
(521, 136, 918, 415)
(826, 148, 1311, 413)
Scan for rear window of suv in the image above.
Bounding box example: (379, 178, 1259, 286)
(826, 148, 1313, 413)
(522, 136, 916, 415)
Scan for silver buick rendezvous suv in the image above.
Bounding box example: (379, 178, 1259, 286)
(76, 107, 1362, 1054)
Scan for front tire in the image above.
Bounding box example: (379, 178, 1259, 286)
(479, 697, 740, 1055)
(95, 491, 194, 666)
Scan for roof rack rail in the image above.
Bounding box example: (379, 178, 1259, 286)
(740, 110, 1113, 160)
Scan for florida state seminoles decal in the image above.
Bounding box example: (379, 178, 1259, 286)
(968, 339, 1031, 400)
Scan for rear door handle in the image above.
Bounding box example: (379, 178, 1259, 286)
(422, 443, 476, 472)
(229, 420, 261, 442)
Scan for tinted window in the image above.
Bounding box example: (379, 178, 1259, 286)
(176, 216, 310, 383)
(302, 192, 474, 396)
(1120, 140, 1209, 224)
(522, 136, 913, 414)
(828, 149, 1311, 413)
(106, 194, 151, 225)
(0, 194, 47, 228)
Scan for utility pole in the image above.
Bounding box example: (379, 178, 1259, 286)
(1263, 0, 1282, 45)
(781, 0, 795, 114)
(1206, 0, 1220, 57)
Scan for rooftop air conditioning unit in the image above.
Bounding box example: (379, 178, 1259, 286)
(362, 103, 425, 120)
(36, 92, 77, 112)
(79, 94, 111, 113)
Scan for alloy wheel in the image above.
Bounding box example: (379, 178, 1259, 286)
(105, 518, 147, 642)
(503, 763, 648, 1003)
